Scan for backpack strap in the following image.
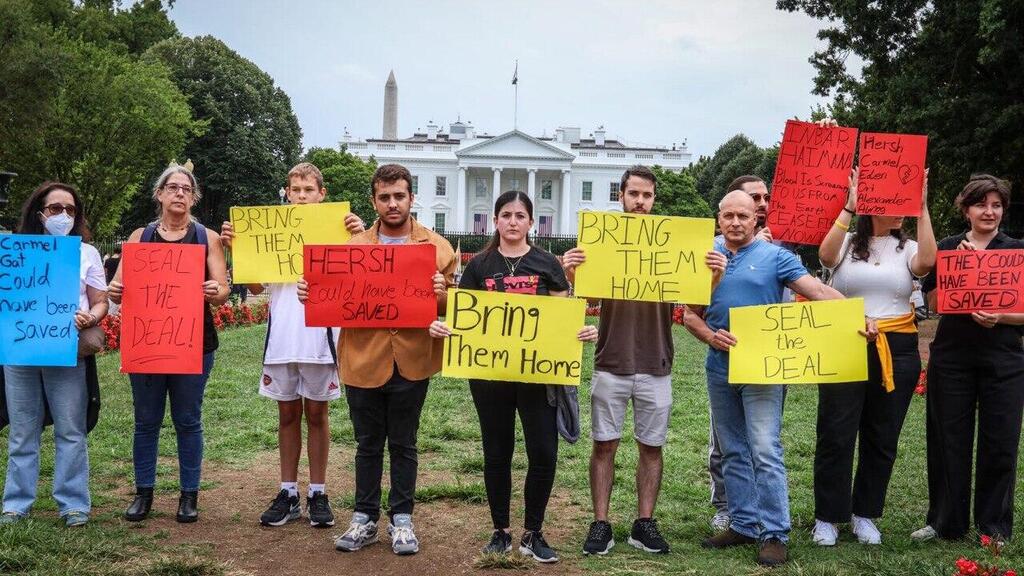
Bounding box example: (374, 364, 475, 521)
(326, 327, 338, 364)
(141, 223, 159, 243)
(193, 222, 208, 247)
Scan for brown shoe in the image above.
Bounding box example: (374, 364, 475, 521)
(701, 528, 756, 548)
(757, 537, 787, 566)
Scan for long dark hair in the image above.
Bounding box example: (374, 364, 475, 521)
(481, 190, 534, 254)
(850, 215, 907, 262)
(17, 181, 92, 241)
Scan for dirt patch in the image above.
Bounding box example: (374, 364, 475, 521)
(116, 445, 586, 575)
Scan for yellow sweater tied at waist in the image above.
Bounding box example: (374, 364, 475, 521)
(874, 311, 917, 393)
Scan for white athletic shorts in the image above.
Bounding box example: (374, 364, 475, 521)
(259, 363, 341, 402)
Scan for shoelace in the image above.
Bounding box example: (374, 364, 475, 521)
(344, 521, 373, 541)
(587, 523, 610, 540)
(392, 525, 415, 544)
(269, 492, 293, 512)
(640, 520, 663, 540)
(530, 532, 550, 549)
(309, 494, 328, 515)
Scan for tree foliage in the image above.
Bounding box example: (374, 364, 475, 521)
(777, 0, 1024, 237)
(694, 135, 780, 208)
(650, 166, 712, 218)
(303, 147, 378, 225)
(136, 36, 303, 230)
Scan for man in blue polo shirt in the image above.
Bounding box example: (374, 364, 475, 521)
(685, 191, 843, 567)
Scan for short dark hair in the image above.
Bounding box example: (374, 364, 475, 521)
(956, 174, 1011, 215)
(371, 163, 414, 197)
(620, 165, 657, 193)
(727, 175, 765, 193)
(17, 181, 92, 241)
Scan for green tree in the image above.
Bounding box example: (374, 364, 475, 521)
(710, 145, 767, 207)
(651, 166, 712, 218)
(777, 0, 1024, 237)
(139, 36, 302, 228)
(695, 135, 759, 201)
(303, 146, 378, 225)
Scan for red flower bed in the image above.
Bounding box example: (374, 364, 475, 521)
(953, 535, 1017, 575)
(99, 300, 269, 352)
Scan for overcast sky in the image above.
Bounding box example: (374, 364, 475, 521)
(168, 0, 838, 158)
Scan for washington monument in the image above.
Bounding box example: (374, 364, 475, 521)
(383, 70, 397, 139)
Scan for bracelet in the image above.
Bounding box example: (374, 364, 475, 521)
(842, 206, 856, 215)
(834, 219, 849, 231)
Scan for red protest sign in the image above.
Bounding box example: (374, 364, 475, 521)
(767, 120, 858, 245)
(856, 132, 927, 217)
(120, 243, 206, 374)
(936, 249, 1024, 314)
(304, 243, 438, 328)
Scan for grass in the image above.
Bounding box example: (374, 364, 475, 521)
(1, 319, 1023, 574)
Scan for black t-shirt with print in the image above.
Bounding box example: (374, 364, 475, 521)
(459, 247, 569, 295)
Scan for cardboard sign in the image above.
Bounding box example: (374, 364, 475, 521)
(767, 120, 858, 245)
(304, 244, 438, 328)
(936, 249, 1024, 314)
(857, 132, 927, 216)
(441, 289, 586, 386)
(229, 202, 351, 283)
(0, 235, 81, 366)
(729, 298, 867, 384)
(573, 211, 715, 304)
(120, 243, 206, 374)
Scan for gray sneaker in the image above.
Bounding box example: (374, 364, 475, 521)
(334, 512, 379, 552)
(0, 512, 23, 525)
(388, 513, 420, 555)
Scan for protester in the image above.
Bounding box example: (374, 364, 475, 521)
(914, 174, 1024, 542)
(298, 163, 457, 556)
(561, 166, 726, 556)
(221, 162, 363, 528)
(685, 191, 846, 566)
(0, 182, 108, 527)
(427, 191, 598, 563)
(103, 245, 121, 284)
(811, 167, 936, 545)
(108, 163, 229, 524)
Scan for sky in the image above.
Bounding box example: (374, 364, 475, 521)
(168, 0, 841, 159)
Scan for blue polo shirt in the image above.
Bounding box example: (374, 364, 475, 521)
(704, 238, 808, 374)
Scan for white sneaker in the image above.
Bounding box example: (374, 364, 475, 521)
(709, 512, 730, 532)
(851, 515, 881, 544)
(812, 520, 838, 546)
(910, 524, 937, 541)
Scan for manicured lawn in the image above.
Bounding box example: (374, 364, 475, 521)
(1, 320, 1022, 575)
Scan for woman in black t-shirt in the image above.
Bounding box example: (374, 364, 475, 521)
(914, 175, 1024, 542)
(429, 191, 597, 562)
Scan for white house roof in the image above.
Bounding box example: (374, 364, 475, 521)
(456, 130, 575, 161)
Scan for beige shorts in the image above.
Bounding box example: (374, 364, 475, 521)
(259, 363, 341, 402)
(590, 370, 673, 446)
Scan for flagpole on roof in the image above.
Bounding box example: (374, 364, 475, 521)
(512, 60, 518, 130)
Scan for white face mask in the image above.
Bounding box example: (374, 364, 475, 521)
(43, 213, 74, 236)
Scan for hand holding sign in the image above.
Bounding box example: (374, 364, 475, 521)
(856, 133, 928, 217)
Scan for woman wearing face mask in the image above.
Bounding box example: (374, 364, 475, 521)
(0, 182, 108, 527)
(108, 164, 229, 524)
(428, 191, 598, 563)
(914, 175, 1024, 543)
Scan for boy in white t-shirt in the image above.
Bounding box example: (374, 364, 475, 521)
(222, 162, 364, 528)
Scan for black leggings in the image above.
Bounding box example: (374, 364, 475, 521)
(469, 380, 558, 532)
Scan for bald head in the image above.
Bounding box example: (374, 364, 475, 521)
(718, 190, 758, 249)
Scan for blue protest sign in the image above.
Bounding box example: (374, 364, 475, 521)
(0, 234, 81, 366)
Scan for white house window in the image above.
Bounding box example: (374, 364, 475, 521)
(510, 178, 521, 192)
(411, 211, 418, 220)
(541, 180, 552, 200)
(475, 178, 487, 198)
(609, 182, 620, 202)
(436, 176, 447, 196)
(434, 212, 446, 231)
(411, 175, 418, 194)
(582, 181, 593, 201)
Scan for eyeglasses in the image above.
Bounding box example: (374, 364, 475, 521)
(43, 203, 76, 217)
(749, 193, 770, 203)
(163, 183, 194, 195)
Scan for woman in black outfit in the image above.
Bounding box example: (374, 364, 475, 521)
(429, 191, 597, 563)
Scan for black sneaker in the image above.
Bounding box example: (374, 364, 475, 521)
(628, 518, 669, 553)
(307, 491, 335, 528)
(482, 529, 513, 554)
(519, 530, 559, 563)
(260, 489, 300, 526)
(582, 520, 615, 555)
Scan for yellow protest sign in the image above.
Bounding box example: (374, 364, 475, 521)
(573, 211, 715, 305)
(728, 298, 867, 384)
(441, 289, 586, 386)
(229, 202, 351, 283)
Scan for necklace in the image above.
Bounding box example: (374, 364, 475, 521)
(871, 236, 894, 266)
(159, 220, 190, 233)
(502, 253, 525, 276)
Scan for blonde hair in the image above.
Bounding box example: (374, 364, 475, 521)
(288, 162, 324, 189)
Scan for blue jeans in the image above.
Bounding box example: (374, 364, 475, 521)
(129, 353, 214, 491)
(706, 367, 790, 542)
(3, 363, 90, 516)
